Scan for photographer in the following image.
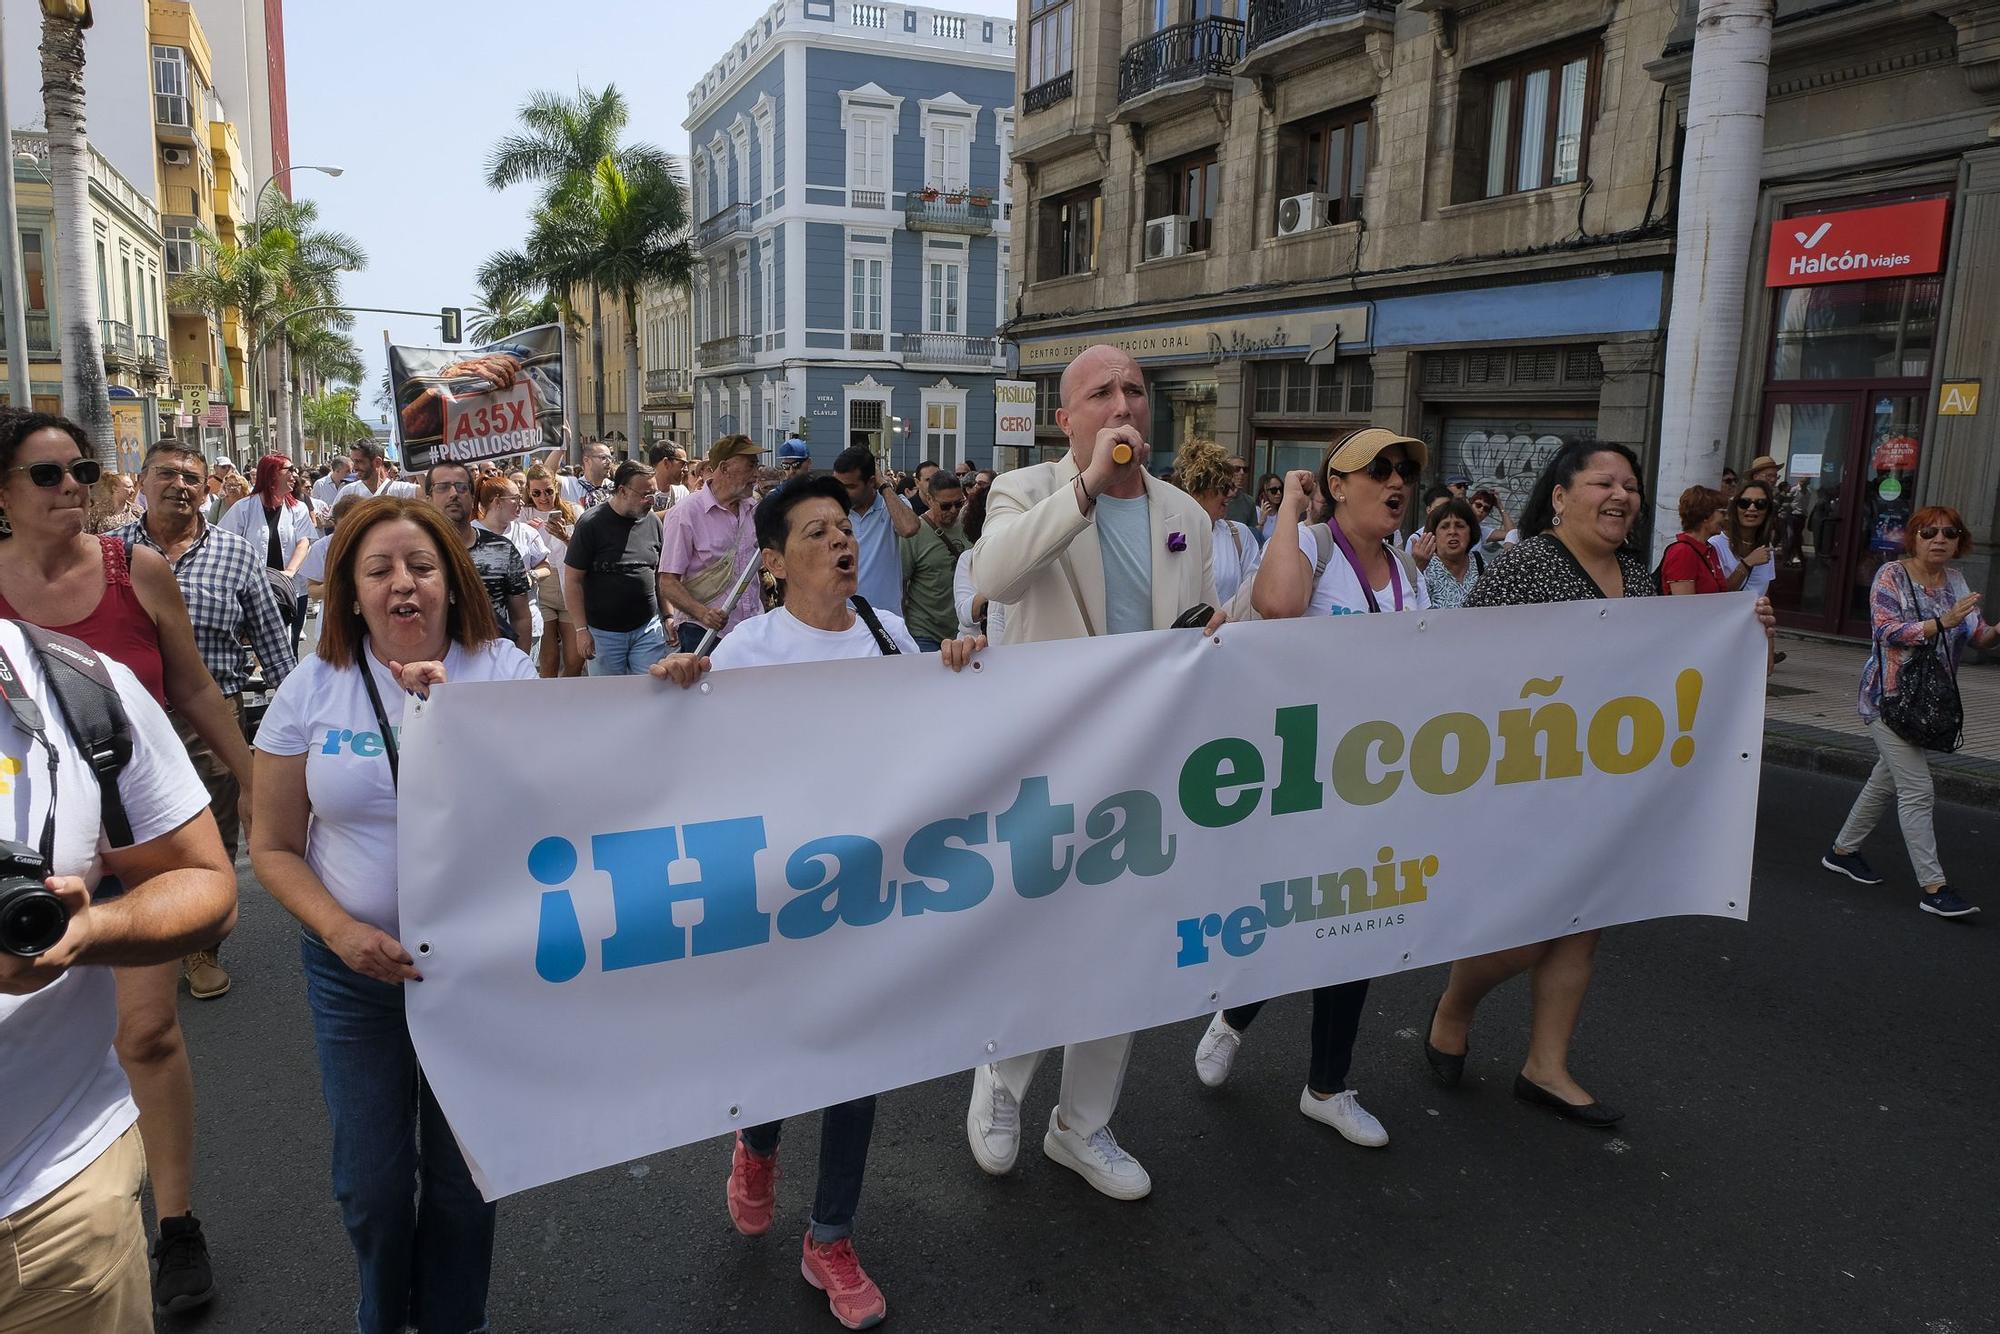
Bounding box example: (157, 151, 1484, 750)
(0, 620, 235, 1332)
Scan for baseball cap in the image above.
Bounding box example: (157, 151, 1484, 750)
(1748, 455, 1781, 474)
(777, 437, 810, 465)
(1324, 427, 1428, 475)
(707, 434, 763, 467)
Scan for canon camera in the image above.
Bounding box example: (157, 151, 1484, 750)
(0, 837, 66, 958)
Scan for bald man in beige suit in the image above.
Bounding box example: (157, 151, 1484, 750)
(963, 344, 1222, 1200)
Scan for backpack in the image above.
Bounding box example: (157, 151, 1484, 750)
(3, 622, 136, 846)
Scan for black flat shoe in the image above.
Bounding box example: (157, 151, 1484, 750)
(1424, 997, 1466, 1088)
(1512, 1074, 1623, 1128)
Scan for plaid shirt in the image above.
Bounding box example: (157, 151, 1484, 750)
(113, 517, 297, 696)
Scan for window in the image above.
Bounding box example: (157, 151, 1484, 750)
(925, 258, 963, 334)
(1027, 0, 1074, 88)
(152, 45, 189, 126)
(1473, 41, 1597, 199)
(850, 255, 885, 348)
(163, 226, 196, 276)
(1251, 359, 1373, 418)
(997, 241, 1012, 324)
(1034, 374, 1062, 427)
(1770, 276, 1941, 382)
(21, 232, 45, 310)
(923, 395, 963, 470)
(122, 257, 137, 332)
(1276, 103, 1370, 226)
(1146, 150, 1221, 251)
(848, 114, 889, 193)
(1037, 188, 1099, 279)
(926, 119, 968, 193)
(759, 239, 775, 344)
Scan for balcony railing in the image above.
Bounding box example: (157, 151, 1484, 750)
(905, 191, 998, 234)
(849, 188, 889, 210)
(1118, 17, 1246, 102)
(645, 367, 692, 399)
(850, 332, 885, 352)
(24, 312, 52, 354)
(697, 334, 756, 368)
(895, 332, 997, 367)
(99, 319, 136, 366)
(697, 202, 752, 251)
(1024, 71, 1074, 115)
(139, 335, 169, 373)
(1246, 0, 1395, 53)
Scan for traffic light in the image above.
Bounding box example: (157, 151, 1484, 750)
(441, 307, 462, 344)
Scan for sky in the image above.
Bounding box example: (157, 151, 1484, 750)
(283, 0, 1020, 421)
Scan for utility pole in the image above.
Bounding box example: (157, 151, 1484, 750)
(0, 22, 33, 410)
(1652, 0, 1775, 558)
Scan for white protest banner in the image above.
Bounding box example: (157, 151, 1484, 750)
(399, 595, 1765, 1200)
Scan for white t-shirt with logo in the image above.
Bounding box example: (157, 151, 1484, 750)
(1296, 525, 1433, 617)
(0, 622, 210, 1219)
(254, 637, 537, 938)
(709, 605, 919, 671)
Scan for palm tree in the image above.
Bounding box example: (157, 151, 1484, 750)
(254, 190, 365, 459)
(467, 283, 561, 344)
(485, 84, 670, 443)
(287, 319, 366, 422)
(526, 155, 694, 449)
(301, 387, 371, 454)
(477, 247, 583, 445)
(38, 1, 112, 448)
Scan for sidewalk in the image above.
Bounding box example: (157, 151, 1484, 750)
(1762, 632, 2000, 810)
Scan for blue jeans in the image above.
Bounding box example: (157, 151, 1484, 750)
(675, 621, 714, 655)
(741, 1096, 877, 1242)
(300, 933, 495, 1334)
(912, 636, 942, 653)
(586, 616, 666, 676)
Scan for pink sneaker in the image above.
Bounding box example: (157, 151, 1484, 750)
(725, 1134, 777, 1236)
(799, 1234, 886, 1330)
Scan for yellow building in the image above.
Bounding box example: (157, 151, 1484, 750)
(0, 132, 171, 470)
(149, 0, 252, 451)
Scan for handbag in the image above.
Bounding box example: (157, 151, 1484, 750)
(1876, 566, 1964, 753)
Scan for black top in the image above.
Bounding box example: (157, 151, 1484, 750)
(564, 504, 662, 633)
(262, 505, 283, 570)
(467, 527, 531, 641)
(1464, 533, 1656, 607)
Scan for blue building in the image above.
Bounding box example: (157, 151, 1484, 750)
(684, 1, 1016, 472)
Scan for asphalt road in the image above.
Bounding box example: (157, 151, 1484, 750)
(161, 764, 1998, 1334)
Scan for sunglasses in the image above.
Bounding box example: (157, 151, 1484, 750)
(934, 500, 965, 512)
(14, 459, 101, 488)
(1340, 458, 1422, 485)
(1262, 485, 1282, 495)
(1917, 526, 1962, 541)
(1735, 498, 1769, 510)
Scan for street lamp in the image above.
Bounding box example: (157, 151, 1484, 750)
(249, 164, 343, 459)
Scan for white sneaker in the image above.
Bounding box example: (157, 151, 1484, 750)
(1041, 1109, 1152, 1200)
(1193, 1012, 1242, 1088)
(966, 1063, 1020, 1176)
(1299, 1087, 1389, 1148)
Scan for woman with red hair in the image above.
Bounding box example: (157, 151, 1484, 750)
(1824, 505, 1999, 919)
(220, 453, 315, 642)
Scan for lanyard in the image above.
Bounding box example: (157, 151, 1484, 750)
(0, 642, 61, 867)
(1325, 520, 1402, 613)
(358, 653, 400, 789)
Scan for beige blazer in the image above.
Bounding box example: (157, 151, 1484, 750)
(969, 455, 1216, 645)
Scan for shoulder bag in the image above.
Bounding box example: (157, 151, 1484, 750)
(1876, 565, 1963, 753)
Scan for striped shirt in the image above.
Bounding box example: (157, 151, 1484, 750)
(114, 517, 297, 697)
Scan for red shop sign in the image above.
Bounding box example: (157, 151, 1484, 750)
(1765, 199, 1949, 288)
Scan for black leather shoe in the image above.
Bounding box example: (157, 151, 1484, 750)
(1424, 997, 1465, 1088)
(1512, 1074, 1623, 1128)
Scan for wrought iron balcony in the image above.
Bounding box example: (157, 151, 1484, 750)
(1242, 0, 1395, 76)
(139, 335, 169, 373)
(904, 191, 997, 235)
(895, 332, 997, 368)
(1024, 71, 1074, 116)
(697, 202, 752, 251)
(1118, 17, 1245, 104)
(645, 367, 692, 400)
(100, 319, 136, 367)
(23, 312, 53, 355)
(697, 334, 756, 368)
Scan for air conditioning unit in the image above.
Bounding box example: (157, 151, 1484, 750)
(1143, 215, 1192, 262)
(161, 147, 191, 166)
(1277, 192, 1332, 237)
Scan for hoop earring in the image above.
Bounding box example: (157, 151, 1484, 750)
(1551, 512, 1563, 528)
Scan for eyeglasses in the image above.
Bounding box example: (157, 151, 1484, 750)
(429, 480, 472, 494)
(1735, 498, 1769, 511)
(149, 467, 204, 488)
(1343, 457, 1422, 485)
(1917, 526, 1962, 541)
(13, 459, 101, 488)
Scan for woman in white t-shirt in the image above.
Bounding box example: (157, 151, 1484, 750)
(1711, 479, 1777, 598)
(650, 474, 982, 1330)
(250, 497, 535, 1334)
(1175, 439, 1263, 616)
(1193, 429, 1430, 1153)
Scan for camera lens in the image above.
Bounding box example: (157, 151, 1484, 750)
(0, 881, 69, 958)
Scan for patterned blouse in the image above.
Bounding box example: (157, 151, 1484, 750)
(1856, 560, 1987, 722)
(1463, 533, 1656, 608)
(1422, 550, 1489, 609)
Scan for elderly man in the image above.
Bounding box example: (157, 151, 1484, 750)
(963, 343, 1220, 1201)
(658, 436, 765, 653)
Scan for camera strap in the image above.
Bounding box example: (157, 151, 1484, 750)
(0, 639, 62, 869)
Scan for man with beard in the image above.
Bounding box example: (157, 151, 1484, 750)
(338, 441, 419, 503)
(423, 461, 532, 653)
